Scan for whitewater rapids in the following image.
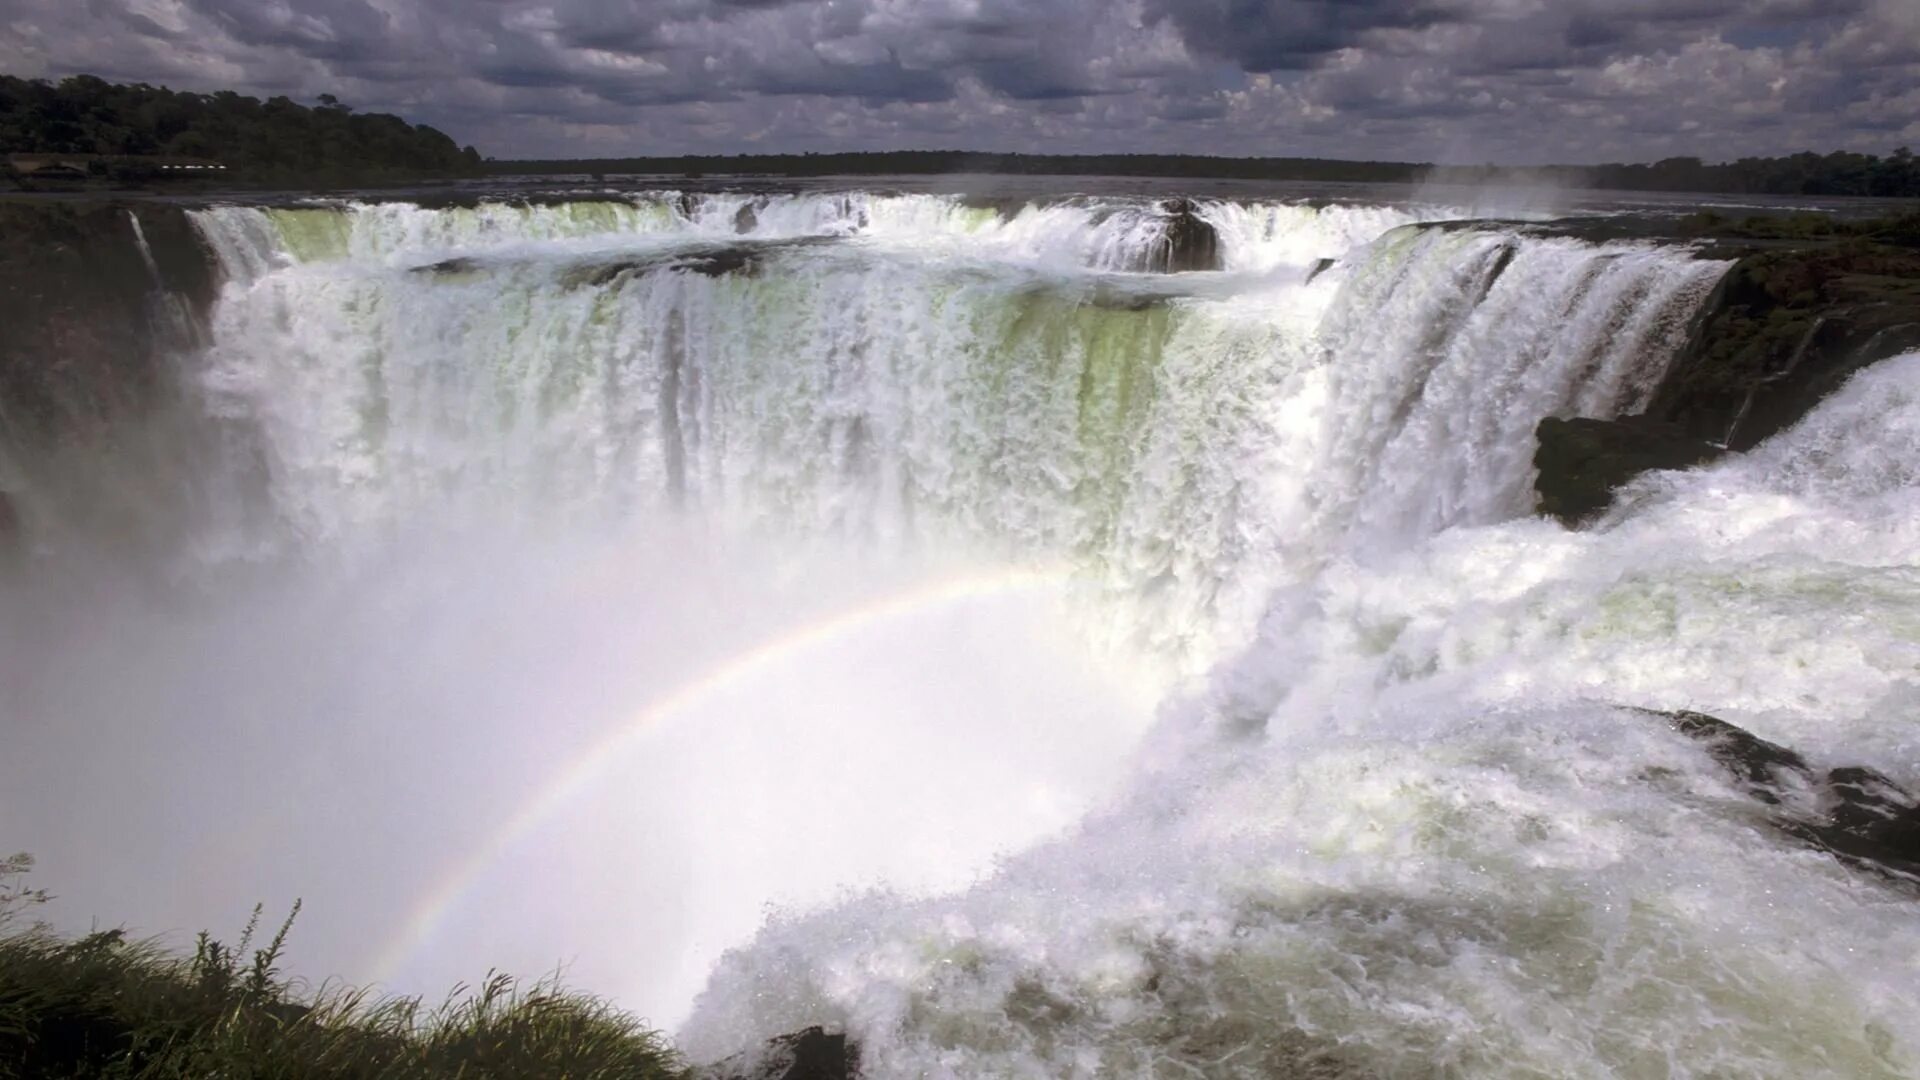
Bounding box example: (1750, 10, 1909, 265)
(1, 189, 1911, 1077)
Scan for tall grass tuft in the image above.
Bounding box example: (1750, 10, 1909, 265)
(0, 854, 687, 1078)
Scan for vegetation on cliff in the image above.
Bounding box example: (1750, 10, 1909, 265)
(0, 75, 481, 185)
(1535, 209, 1920, 525)
(0, 856, 686, 1079)
(1651, 212, 1920, 449)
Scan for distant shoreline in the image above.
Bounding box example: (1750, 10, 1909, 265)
(481, 149, 1920, 200)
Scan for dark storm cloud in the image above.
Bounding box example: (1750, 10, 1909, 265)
(188, 0, 386, 52)
(2, 0, 1916, 162)
(1146, 0, 1454, 72)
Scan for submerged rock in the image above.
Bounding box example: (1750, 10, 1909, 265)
(1650, 708, 1920, 883)
(417, 256, 482, 277)
(696, 1026, 857, 1080)
(954, 193, 1032, 222)
(1533, 415, 1725, 525)
(538, 237, 838, 289)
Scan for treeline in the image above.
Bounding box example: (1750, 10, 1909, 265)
(0, 75, 482, 184)
(490, 149, 1920, 198)
(1456, 151, 1920, 199)
(490, 150, 1424, 184)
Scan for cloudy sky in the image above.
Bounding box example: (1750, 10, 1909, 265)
(4, 0, 1918, 163)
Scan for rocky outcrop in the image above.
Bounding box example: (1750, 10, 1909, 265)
(1149, 198, 1221, 274)
(1649, 242, 1920, 450)
(1651, 708, 1920, 883)
(0, 199, 225, 556)
(0, 200, 219, 450)
(1534, 415, 1726, 525)
(696, 1027, 857, 1080)
(1534, 225, 1920, 525)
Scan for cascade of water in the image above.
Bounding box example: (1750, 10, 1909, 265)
(171, 200, 1720, 659)
(678, 350, 1920, 1080)
(163, 202, 1724, 649)
(1194, 199, 1433, 272)
(191, 193, 1463, 275)
(125, 210, 162, 285)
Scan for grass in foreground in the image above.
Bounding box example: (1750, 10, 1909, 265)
(0, 855, 686, 1079)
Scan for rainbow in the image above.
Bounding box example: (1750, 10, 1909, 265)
(367, 564, 1078, 984)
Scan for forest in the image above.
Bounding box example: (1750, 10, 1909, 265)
(0, 75, 481, 184)
(5, 73, 1919, 198)
(1519, 152, 1919, 198)
(494, 148, 1920, 198)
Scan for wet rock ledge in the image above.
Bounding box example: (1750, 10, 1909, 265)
(1652, 708, 1920, 884)
(1535, 215, 1920, 525)
(696, 1026, 857, 1080)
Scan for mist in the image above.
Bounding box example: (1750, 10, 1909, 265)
(0, 515, 1165, 1027)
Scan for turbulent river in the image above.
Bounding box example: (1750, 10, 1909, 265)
(2, 188, 1916, 1077)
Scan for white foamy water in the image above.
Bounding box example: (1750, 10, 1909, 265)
(679, 355, 1920, 1078)
(6, 190, 1912, 1076)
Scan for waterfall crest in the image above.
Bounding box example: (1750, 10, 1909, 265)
(147, 197, 1726, 655)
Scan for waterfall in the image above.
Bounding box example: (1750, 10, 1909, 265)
(677, 347, 1920, 1079)
(156, 198, 1722, 656)
(22, 190, 1914, 1080)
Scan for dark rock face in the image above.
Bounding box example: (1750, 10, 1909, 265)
(696, 1027, 857, 1080)
(1533, 234, 1920, 524)
(733, 202, 759, 235)
(1649, 244, 1920, 451)
(1151, 198, 1222, 274)
(1651, 709, 1920, 883)
(0, 199, 229, 557)
(0, 200, 219, 451)
(1533, 415, 1726, 525)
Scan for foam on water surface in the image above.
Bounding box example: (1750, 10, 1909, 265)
(680, 356, 1920, 1078)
